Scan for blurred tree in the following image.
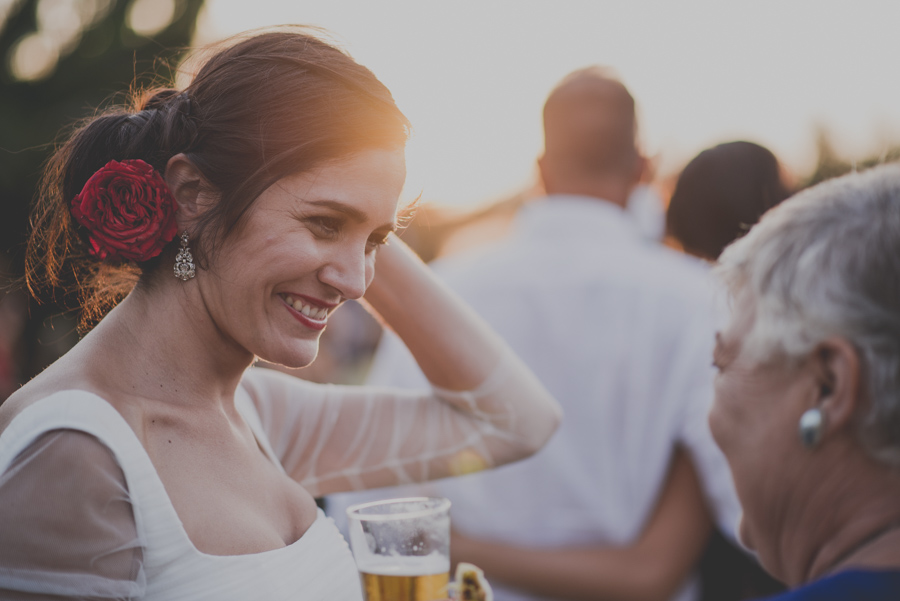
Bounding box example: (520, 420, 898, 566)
(0, 0, 204, 388)
(801, 127, 900, 189)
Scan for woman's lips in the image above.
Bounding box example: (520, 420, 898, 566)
(280, 294, 331, 331)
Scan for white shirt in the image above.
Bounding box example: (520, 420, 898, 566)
(328, 195, 741, 601)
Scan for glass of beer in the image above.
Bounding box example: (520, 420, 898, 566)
(346, 497, 451, 601)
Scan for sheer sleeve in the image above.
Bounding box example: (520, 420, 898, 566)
(242, 349, 558, 497)
(0, 430, 145, 600)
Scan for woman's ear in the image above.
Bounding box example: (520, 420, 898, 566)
(165, 154, 210, 229)
(811, 337, 862, 435)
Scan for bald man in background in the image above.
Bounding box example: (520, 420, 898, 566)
(327, 68, 741, 601)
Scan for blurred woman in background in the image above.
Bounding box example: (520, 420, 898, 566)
(667, 141, 791, 261)
(664, 141, 793, 600)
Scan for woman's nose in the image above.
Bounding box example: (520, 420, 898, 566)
(318, 245, 369, 300)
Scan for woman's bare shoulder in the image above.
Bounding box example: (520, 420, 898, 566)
(0, 359, 97, 435)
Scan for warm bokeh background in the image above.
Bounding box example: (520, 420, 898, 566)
(2, 0, 900, 387)
(197, 0, 900, 206)
(1, 4, 896, 598)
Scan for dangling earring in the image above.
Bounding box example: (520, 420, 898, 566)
(173, 231, 196, 281)
(798, 407, 826, 448)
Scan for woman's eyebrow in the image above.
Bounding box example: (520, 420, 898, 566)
(305, 199, 399, 232)
(305, 199, 368, 223)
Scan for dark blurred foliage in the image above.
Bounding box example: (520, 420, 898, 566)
(800, 128, 900, 189)
(0, 0, 204, 387)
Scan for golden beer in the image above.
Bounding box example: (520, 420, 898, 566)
(347, 498, 452, 601)
(360, 570, 450, 601)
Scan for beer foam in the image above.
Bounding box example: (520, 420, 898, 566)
(356, 551, 450, 576)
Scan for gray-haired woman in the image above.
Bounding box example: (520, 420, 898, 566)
(709, 163, 900, 600)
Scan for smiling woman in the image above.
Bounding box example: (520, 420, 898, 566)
(0, 27, 561, 600)
(183, 149, 406, 368)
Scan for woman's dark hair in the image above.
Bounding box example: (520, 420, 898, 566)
(27, 26, 410, 328)
(666, 141, 791, 261)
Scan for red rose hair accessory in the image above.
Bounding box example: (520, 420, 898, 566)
(70, 159, 179, 262)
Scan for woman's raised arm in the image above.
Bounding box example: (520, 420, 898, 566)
(363, 235, 562, 448)
(243, 235, 562, 497)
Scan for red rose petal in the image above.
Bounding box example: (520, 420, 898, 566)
(70, 159, 179, 262)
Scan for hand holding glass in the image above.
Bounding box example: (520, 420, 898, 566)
(347, 497, 451, 601)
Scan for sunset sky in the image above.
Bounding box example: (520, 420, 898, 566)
(196, 0, 900, 206)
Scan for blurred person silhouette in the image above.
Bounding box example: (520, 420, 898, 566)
(665, 141, 793, 599)
(666, 141, 792, 262)
(627, 180, 667, 242)
(328, 67, 742, 601)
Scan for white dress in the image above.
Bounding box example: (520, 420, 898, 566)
(0, 359, 556, 600)
(0, 390, 362, 600)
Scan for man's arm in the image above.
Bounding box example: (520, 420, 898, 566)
(450, 447, 712, 601)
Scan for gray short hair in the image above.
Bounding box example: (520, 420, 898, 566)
(716, 163, 900, 467)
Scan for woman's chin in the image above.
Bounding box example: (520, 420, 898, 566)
(283, 354, 318, 370)
(257, 345, 319, 370)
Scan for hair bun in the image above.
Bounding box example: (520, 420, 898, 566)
(133, 89, 198, 159)
(141, 88, 182, 111)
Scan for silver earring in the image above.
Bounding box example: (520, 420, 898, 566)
(799, 407, 825, 448)
(173, 231, 196, 281)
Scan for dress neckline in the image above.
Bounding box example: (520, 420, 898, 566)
(28, 388, 323, 560)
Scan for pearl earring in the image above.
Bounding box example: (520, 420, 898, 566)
(173, 231, 196, 281)
(798, 407, 825, 448)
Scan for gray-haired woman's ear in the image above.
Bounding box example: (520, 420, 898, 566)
(716, 164, 900, 467)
